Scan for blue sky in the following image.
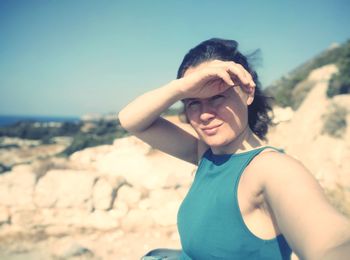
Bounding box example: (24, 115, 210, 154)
(1, 0, 349, 117)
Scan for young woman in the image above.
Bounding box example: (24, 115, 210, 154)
(119, 38, 350, 260)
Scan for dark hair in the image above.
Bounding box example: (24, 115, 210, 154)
(176, 38, 272, 140)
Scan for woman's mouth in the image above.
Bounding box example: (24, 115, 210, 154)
(201, 124, 222, 135)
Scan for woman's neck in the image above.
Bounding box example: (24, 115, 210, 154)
(211, 126, 266, 155)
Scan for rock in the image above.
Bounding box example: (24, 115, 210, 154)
(149, 189, 181, 207)
(0, 206, 10, 225)
(0, 173, 13, 207)
(331, 95, 350, 113)
(34, 170, 96, 209)
(25, 208, 120, 230)
(45, 225, 71, 236)
(84, 210, 120, 230)
(112, 136, 152, 155)
(170, 231, 180, 241)
(270, 106, 294, 124)
(70, 136, 195, 190)
(146, 150, 195, 189)
(150, 200, 182, 227)
(51, 237, 94, 259)
(115, 185, 142, 207)
(92, 176, 125, 210)
(92, 178, 114, 210)
(176, 186, 190, 199)
(112, 201, 129, 219)
(136, 189, 183, 227)
(0, 169, 37, 208)
(307, 64, 338, 82)
(138, 198, 152, 210)
(94, 147, 153, 185)
(163, 168, 194, 189)
(339, 156, 350, 187)
(40, 208, 91, 227)
(62, 244, 94, 259)
(314, 161, 341, 190)
(0, 142, 67, 168)
(11, 164, 35, 174)
(31, 157, 72, 179)
(10, 209, 45, 229)
(121, 209, 154, 232)
(69, 145, 112, 169)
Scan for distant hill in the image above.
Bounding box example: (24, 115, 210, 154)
(265, 39, 350, 109)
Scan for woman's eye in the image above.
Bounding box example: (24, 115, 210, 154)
(186, 101, 201, 111)
(210, 95, 225, 106)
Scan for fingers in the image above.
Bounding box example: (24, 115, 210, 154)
(208, 60, 255, 89)
(226, 62, 256, 88)
(217, 70, 235, 86)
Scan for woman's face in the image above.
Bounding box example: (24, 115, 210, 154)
(183, 62, 254, 149)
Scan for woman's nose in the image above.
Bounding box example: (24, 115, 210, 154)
(199, 103, 216, 122)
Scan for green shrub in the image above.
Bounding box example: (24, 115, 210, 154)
(59, 123, 129, 157)
(324, 184, 350, 218)
(327, 40, 350, 97)
(327, 75, 350, 97)
(0, 118, 128, 153)
(291, 81, 316, 110)
(0, 121, 82, 140)
(60, 133, 116, 156)
(321, 104, 348, 138)
(272, 76, 304, 108)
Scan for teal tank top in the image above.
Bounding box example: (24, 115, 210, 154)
(177, 146, 292, 260)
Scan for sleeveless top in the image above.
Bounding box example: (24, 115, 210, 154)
(177, 146, 292, 260)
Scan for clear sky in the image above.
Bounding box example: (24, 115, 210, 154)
(1, 0, 349, 117)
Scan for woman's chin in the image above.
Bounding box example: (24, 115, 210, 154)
(203, 137, 230, 148)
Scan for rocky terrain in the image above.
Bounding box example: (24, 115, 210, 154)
(0, 136, 195, 259)
(0, 64, 349, 260)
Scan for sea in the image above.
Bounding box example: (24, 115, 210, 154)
(0, 115, 81, 127)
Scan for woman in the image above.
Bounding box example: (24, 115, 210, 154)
(118, 38, 350, 260)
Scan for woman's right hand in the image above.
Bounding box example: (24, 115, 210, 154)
(177, 60, 256, 99)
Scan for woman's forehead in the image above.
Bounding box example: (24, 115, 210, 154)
(183, 62, 211, 77)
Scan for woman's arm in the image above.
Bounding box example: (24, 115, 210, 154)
(255, 152, 350, 260)
(119, 80, 200, 164)
(118, 60, 255, 164)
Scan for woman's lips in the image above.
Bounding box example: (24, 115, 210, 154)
(201, 124, 222, 135)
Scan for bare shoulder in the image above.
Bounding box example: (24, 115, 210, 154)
(251, 149, 350, 259)
(256, 147, 295, 163)
(252, 148, 311, 183)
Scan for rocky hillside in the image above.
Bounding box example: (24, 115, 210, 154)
(0, 137, 196, 259)
(265, 39, 350, 109)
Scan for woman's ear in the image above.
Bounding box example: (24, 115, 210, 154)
(246, 86, 255, 105)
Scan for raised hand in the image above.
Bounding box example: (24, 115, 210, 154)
(178, 60, 256, 100)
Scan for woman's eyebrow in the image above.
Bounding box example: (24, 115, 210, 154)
(210, 94, 224, 98)
(184, 98, 199, 102)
